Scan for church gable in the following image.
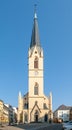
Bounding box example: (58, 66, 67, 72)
(28, 45, 43, 71)
(30, 101, 41, 115)
(32, 46, 40, 57)
(29, 46, 42, 58)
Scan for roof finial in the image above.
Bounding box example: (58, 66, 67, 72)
(34, 4, 37, 18)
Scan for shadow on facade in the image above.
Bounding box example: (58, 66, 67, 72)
(14, 115, 52, 130)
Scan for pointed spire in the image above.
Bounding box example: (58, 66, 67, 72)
(18, 91, 21, 98)
(30, 6, 41, 48)
(34, 12, 37, 19)
(50, 92, 52, 97)
(49, 92, 52, 111)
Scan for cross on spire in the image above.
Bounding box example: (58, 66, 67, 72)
(34, 4, 37, 13)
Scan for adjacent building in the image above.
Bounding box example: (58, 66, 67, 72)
(0, 99, 17, 124)
(18, 11, 53, 123)
(13, 107, 18, 123)
(5, 104, 14, 123)
(54, 104, 72, 122)
(0, 100, 9, 123)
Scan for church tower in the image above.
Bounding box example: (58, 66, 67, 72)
(18, 9, 53, 123)
(28, 12, 43, 97)
(28, 12, 44, 122)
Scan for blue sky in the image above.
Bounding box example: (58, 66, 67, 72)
(0, 0, 72, 111)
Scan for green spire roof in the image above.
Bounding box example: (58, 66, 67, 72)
(30, 12, 41, 48)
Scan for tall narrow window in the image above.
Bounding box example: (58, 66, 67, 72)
(34, 57, 38, 68)
(34, 82, 39, 95)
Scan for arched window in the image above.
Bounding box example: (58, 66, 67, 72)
(34, 82, 39, 95)
(34, 57, 38, 68)
(43, 103, 48, 109)
(24, 103, 28, 109)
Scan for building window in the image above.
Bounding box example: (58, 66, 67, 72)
(24, 103, 28, 109)
(34, 83, 38, 95)
(34, 57, 38, 68)
(35, 51, 37, 54)
(43, 103, 48, 109)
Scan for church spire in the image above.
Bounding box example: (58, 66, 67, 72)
(30, 7, 41, 48)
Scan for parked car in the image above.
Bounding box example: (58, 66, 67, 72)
(62, 121, 72, 130)
(53, 118, 63, 123)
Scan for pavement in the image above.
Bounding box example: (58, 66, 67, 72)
(0, 123, 63, 130)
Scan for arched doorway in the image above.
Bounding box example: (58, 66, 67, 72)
(34, 110, 39, 122)
(44, 114, 48, 122)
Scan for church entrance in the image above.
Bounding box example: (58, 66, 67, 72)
(34, 110, 39, 122)
(35, 114, 38, 122)
(44, 114, 48, 122)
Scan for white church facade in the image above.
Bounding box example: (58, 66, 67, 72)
(18, 11, 53, 123)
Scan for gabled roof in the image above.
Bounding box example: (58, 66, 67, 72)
(23, 92, 29, 97)
(54, 104, 72, 113)
(30, 12, 41, 48)
(0, 99, 3, 103)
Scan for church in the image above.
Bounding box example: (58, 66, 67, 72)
(18, 10, 53, 123)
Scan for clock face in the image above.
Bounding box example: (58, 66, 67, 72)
(34, 71, 38, 76)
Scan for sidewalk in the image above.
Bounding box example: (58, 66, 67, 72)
(0, 126, 23, 130)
